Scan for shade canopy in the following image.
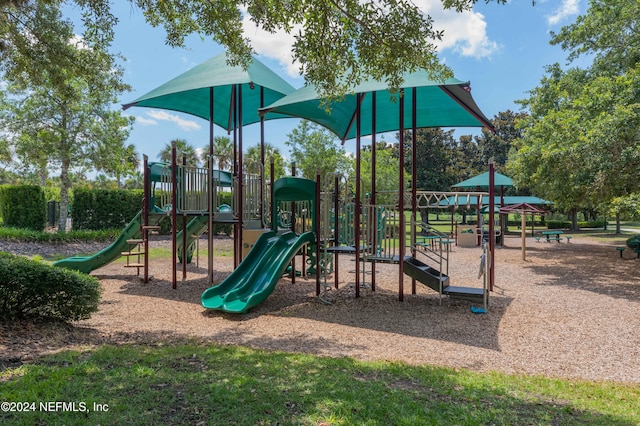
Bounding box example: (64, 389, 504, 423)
(452, 171, 514, 189)
(260, 71, 493, 141)
(122, 53, 296, 130)
(499, 202, 547, 215)
(431, 196, 552, 208)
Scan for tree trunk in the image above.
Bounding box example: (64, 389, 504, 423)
(570, 208, 579, 231)
(615, 212, 621, 235)
(57, 159, 71, 233)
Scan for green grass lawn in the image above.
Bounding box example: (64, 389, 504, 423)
(1, 342, 638, 425)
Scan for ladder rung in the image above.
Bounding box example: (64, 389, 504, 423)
(121, 251, 145, 256)
(124, 263, 144, 268)
(143, 225, 161, 230)
(126, 239, 145, 244)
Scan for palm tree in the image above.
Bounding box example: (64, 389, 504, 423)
(244, 143, 286, 179)
(203, 136, 233, 171)
(158, 138, 199, 166)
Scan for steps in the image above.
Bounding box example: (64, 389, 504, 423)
(403, 256, 449, 292)
(122, 225, 160, 271)
(403, 256, 487, 305)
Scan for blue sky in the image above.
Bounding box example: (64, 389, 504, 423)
(65, 0, 584, 165)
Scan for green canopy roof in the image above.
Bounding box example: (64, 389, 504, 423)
(432, 196, 552, 208)
(260, 71, 493, 140)
(452, 171, 514, 189)
(123, 53, 295, 130)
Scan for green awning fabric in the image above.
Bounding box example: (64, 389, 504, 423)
(452, 171, 514, 189)
(212, 170, 233, 187)
(123, 53, 296, 130)
(431, 196, 552, 208)
(260, 71, 493, 141)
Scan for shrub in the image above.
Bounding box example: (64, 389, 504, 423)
(546, 220, 607, 230)
(0, 253, 101, 321)
(626, 235, 640, 249)
(0, 185, 46, 231)
(72, 188, 142, 230)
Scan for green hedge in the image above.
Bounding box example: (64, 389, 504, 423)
(72, 188, 143, 230)
(546, 220, 607, 229)
(0, 185, 46, 231)
(72, 188, 235, 234)
(0, 253, 101, 321)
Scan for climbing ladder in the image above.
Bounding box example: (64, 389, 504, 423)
(122, 224, 161, 276)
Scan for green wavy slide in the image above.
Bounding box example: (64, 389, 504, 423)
(53, 212, 209, 274)
(201, 231, 315, 314)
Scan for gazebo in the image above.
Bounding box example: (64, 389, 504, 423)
(500, 202, 548, 260)
(452, 171, 514, 245)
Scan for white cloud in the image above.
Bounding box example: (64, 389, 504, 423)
(547, 0, 580, 26)
(241, 0, 498, 72)
(69, 34, 89, 50)
(146, 110, 201, 131)
(135, 116, 158, 126)
(417, 0, 499, 58)
(241, 14, 302, 78)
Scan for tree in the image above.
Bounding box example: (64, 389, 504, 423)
(0, 1, 122, 102)
(451, 134, 483, 183)
(509, 1, 640, 229)
(608, 194, 640, 235)
(549, 0, 639, 76)
(359, 141, 401, 205)
(93, 117, 138, 189)
(403, 128, 458, 192)
(204, 136, 234, 171)
(475, 110, 527, 173)
(244, 143, 286, 180)
(285, 120, 352, 180)
(0, 3, 131, 233)
(1, 1, 513, 100)
(158, 138, 199, 166)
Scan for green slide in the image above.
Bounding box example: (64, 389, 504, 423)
(177, 215, 210, 264)
(53, 210, 162, 274)
(201, 231, 315, 313)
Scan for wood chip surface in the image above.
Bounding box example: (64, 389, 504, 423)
(2, 234, 639, 383)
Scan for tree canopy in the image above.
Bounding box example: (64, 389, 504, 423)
(0, 1, 132, 232)
(285, 120, 352, 180)
(1, 0, 513, 99)
(509, 0, 640, 228)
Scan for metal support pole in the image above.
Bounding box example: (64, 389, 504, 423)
(489, 159, 495, 292)
(411, 87, 417, 295)
(171, 142, 177, 289)
(208, 87, 215, 284)
(355, 93, 362, 298)
(182, 155, 187, 281)
(143, 154, 150, 283)
(371, 92, 377, 292)
(333, 175, 339, 289)
(291, 162, 296, 284)
(398, 90, 405, 302)
(315, 172, 321, 296)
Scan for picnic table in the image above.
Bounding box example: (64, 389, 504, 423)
(541, 230, 563, 243)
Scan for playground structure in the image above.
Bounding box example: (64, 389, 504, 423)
(56, 143, 494, 313)
(55, 52, 499, 313)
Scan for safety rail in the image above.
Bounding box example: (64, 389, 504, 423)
(411, 221, 450, 278)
